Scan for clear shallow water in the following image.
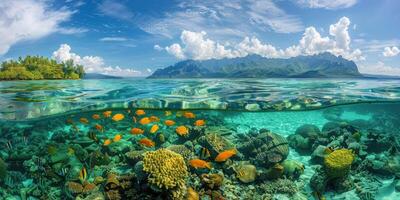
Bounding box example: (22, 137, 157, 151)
(1, 78, 400, 121)
(0, 79, 400, 200)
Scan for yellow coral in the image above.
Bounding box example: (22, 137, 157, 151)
(324, 149, 354, 178)
(143, 149, 188, 190)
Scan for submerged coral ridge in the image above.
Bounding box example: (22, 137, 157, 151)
(0, 103, 399, 199)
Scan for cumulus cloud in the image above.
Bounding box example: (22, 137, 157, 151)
(163, 17, 364, 61)
(358, 61, 400, 75)
(383, 46, 400, 57)
(52, 44, 149, 77)
(153, 45, 163, 51)
(295, 0, 358, 9)
(0, 0, 83, 55)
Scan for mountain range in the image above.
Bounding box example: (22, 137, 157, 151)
(148, 52, 362, 78)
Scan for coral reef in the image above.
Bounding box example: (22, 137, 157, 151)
(0, 157, 6, 181)
(324, 149, 354, 178)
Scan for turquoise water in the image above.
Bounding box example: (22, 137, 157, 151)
(0, 79, 400, 200)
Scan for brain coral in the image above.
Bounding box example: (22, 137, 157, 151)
(324, 149, 354, 178)
(143, 149, 188, 190)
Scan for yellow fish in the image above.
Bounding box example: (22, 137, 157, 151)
(92, 114, 101, 120)
(149, 116, 160, 122)
(164, 120, 176, 126)
(135, 109, 145, 116)
(103, 111, 112, 118)
(112, 114, 125, 122)
(183, 111, 196, 119)
(113, 134, 122, 142)
(176, 125, 189, 136)
(165, 111, 172, 116)
(139, 117, 151, 125)
(103, 139, 112, 146)
(79, 167, 87, 182)
(80, 118, 89, 124)
(150, 124, 159, 134)
(130, 128, 144, 135)
(194, 119, 206, 126)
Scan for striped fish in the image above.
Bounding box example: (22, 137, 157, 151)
(79, 167, 87, 182)
(88, 131, 98, 142)
(199, 147, 211, 160)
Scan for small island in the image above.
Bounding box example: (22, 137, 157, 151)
(0, 56, 85, 80)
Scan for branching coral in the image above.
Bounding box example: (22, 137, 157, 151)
(324, 149, 354, 178)
(143, 149, 188, 190)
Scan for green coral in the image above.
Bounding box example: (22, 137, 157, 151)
(324, 149, 354, 178)
(143, 149, 188, 190)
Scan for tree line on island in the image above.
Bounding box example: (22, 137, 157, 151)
(0, 56, 85, 80)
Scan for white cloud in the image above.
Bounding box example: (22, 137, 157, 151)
(383, 46, 400, 57)
(139, 0, 304, 39)
(98, 0, 134, 21)
(295, 0, 358, 9)
(99, 37, 128, 42)
(163, 17, 364, 61)
(358, 61, 400, 75)
(153, 45, 163, 51)
(354, 39, 400, 53)
(0, 0, 80, 55)
(52, 44, 149, 77)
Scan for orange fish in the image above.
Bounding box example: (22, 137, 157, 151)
(112, 113, 125, 122)
(164, 120, 176, 126)
(194, 119, 205, 126)
(135, 109, 145, 116)
(150, 124, 159, 134)
(149, 116, 160, 122)
(113, 134, 122, 142)
(139, 117, 151, 125)
(139, 138, 155, 147)
(80, 118, 89, 124)
(183, 111, 196, 119)
(176, 125, 189, 136)
(130, 128, 144, 135)
(103, 111, 112, 118)
(92, 114, 101, 120)
(215, 149, 237, 162)
(189, 159, 212, 169)
(103, 139, 112, 146)
(94, 124, 103, 132)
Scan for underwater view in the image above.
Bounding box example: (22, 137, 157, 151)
(0, 79, 400, 200)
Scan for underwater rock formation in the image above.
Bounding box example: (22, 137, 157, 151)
(287, 124, 322, 154)
(238, 129, 289, 167)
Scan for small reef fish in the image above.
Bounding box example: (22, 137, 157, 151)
(215, 149, 237, 162)
(130, 128, 144, 135)
(79, 117, 89, 124)
(189, 159, 212, 169)
(194, 119, 206, 126)
(150, 124, 159, 134)
(176, 125, 189, 136)
(112, 113, 125, 122)
(139, 138, 155, 147)
(103, 111, 112, 118)
(92, 114, 101, 120)
(94, 124, 103, 132)
(66, 118, 74, 124)
(139, 117, 151, 125)
(103, 139, 112, 146)
(165, 111, 172, 116)
(5, 140, 13, 150)
(135, 109, 146, 116)
(199, 147, 211, 159)
(113, 134, 122, 142)
(88, 131, 98, 142)
(324, 147, 334, 154)
(149, 116, 160, 122)
(133, 116, 137, 123)
(79, 167, 87, 182)
(164, 120, 176, 126)
(183, 111, 196, 119)
(67, 147, 75, 156)
(187, 187, 200, 200)
(158, 133, 165, 143)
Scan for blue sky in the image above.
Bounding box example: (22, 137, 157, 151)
(0, 0, 399, 76)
